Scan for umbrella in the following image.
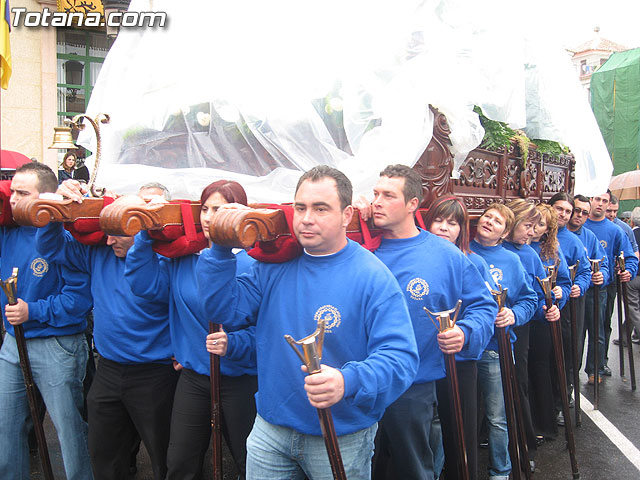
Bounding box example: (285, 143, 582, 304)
(609, 169, 640, 201)
(0, 150, 32, 170)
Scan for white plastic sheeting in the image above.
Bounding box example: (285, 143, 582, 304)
(80, 0, 611, 201)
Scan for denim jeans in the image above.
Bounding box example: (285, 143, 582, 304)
(0, 332, 91, 480)
(584, 287, 607, 375)
(246, 414, 377, 480)
(477, 350, 510, 479)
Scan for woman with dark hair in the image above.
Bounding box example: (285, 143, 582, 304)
(58, 151, 77, 184)
(423, 195, 495, 480)
(124, 180, 257, 479)
(528, 203, 571, 440)
(502, 199, 560, 466)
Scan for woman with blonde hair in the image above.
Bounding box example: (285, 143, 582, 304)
(528, 203, 571, 440)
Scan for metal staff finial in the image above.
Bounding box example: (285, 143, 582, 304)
(424, 300, 463, 333)
(589, 257, 603, 273)
(616, 251, 626, 272)
(284, 320, 326, 374)
(536, 276, 554, 309)
(0, 267, 19, 303)
(568, 261, 579, 284)
(544, 259, 560, 288)
(487, 282, 509, 310)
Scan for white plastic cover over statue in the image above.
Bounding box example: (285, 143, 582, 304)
(80, 0, 612, 202)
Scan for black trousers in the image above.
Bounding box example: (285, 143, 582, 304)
(528, 321, 557, 439)
(166, 368, 258, 480)
(512, 323, 537, 457)
(87, 358, 179, 480)
(436, 360, 478, 480)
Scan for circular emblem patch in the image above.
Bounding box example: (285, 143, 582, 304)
(30, 258, 49, 277)
(489, 264, 503, 284)
(314, 305, 341, 333)
(407, 278, 429, 301)
(600, 240, 607, 249)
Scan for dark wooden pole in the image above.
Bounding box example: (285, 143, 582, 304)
(209, 322, 222, 480)
(569, 296, 581, 427)
(496, 326, 523, 480)
(316, 408, 347, 480)
(593, 283, 601, 409)
(445, 353, 470, 480)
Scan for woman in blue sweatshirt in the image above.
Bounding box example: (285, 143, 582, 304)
(424, 195, 495, 480)
(470, 203, 538, 480)
(528, 203, 571, 441)
(502, 199, 560, 461)
(124, 180, 257, 480)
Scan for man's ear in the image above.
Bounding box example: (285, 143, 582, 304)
(342, 205, 354, 227)
(407, 197, 419, 214)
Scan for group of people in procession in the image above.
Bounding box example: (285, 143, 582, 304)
(0, 159, 638, 480)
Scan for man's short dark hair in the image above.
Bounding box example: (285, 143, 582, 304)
(609, 193, 619, 205)
(548, 192, 574, 208)
(15, 161, 58, 193)
(574, 194, 590, 204)
(295, 165, 352, 210)
(379, 164, 423, 205)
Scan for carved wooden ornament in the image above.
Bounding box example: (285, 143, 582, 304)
(98, 201, 202, 236)
(11, 198, 107, 227)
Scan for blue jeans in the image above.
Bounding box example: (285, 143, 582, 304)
(584, 287, 607, 375)
(0, 332, 91, 480)
(477, 350, 510, 479)
(246, 414, 376, 479)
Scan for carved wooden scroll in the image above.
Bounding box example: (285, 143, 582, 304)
(12, 198, 107, 228)
(210, 208, 290, 248)
(99, 201, 201, 236)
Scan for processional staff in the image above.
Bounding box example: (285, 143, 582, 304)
(0, 268, 54, 480)
(537, 275, 580, 479)
(589, 258, 603, 409)
(285, 321, 347, 480)
(487, 283, 528, 480)
(424, 300, 469, 480)
(209, 322, 223, 480)
(567, 262, 581, 427)
(616, 252, 636, 391)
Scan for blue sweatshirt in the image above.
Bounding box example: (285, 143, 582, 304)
(585, 218, 638, 284)
(469, 240, 537, 351)
(196, 239, 419, 436)
(35, 223, 172, 364)
(124, 231, 256, 377)
(556, 226, 592, 295)
(1, 226, 90, 339)
(503, 241, 549, 323)
(571, 226, 610, 287)
(529, 241, 571, 319)
(374, 230, 496, 370)
(614, 217, 638, 252)
(468, 252, 497, 290)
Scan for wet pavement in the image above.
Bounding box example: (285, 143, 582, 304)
(30, 307, 640, 479)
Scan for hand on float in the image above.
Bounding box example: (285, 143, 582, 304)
(57, 179, 88, 203)
(570, 284, 581, 298)
(352, 195, 373, 221)
(206, 328, 228, 356)
(495, 307, 515, 328)
(302, 364, 345, 409)
(5, 299, 29, 325)
(544, 304, 560, 322)
(437, 325, 465, 354)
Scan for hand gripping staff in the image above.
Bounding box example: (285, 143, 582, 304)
(589, 258, 603, 409)
(0, 268, 54, 480)
(536, 275, 580, 479)
(567, 262, 581, 427)
(424, 300, 469, 480)
(486, 283, 530, 480)
(209, 322, 222, 480)
(285, 321, 347, 480)
(616, 252, 636, 391)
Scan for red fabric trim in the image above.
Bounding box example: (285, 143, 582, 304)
(64, 196, 114, 245)
(0, 180, 16, 227)
(248, 204, 303, 263)
(150, 200, 207, 258)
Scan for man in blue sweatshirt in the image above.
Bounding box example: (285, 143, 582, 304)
(364, 165, 496, 480)
(584, 191, 637, 381)
(36, 180, 178, 480)
(567, 195, 609, 384)
(0, 162, 93, 480)
(197, 165, 419, 480)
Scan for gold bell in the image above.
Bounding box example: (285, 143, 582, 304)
(48, 126, 78, 150)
